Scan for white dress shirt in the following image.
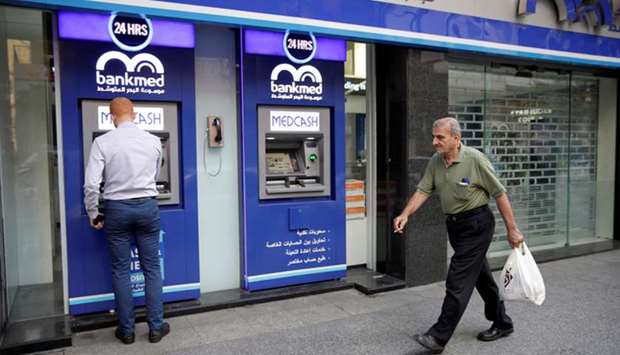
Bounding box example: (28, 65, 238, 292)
(84, 121, 162, 220)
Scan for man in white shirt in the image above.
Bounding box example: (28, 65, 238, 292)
(84, 97, 170, 344)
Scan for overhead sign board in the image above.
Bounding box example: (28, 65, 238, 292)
(517, 0, 616, 29)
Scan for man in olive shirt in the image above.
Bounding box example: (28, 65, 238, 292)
(393, 117, 524, 354)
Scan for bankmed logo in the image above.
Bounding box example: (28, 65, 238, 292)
(518, 0, 618, 30)
(95, 51, 165, 95)
(270, 63, 323, 101)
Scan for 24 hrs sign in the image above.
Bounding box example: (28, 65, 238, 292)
(283, 30, 317, 64)
(108, 12, 153, 51)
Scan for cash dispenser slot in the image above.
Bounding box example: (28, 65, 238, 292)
(153, 132, 172, 200)
(264, 135, 325, 195)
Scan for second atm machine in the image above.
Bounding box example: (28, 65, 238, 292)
(258, 106, 331, 199)
(240, 29, 347, 291)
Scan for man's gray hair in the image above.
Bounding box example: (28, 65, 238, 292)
(433, 117, 461, 137)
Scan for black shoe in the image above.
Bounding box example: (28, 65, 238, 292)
(115, 328, 135, 344)
(413, 334, 444, 354)
(149, 322, 170, 343)
(477, 326, 514, 342)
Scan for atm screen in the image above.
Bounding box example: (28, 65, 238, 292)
(81, 99, 180, 205)
(266, 150, 300, 175)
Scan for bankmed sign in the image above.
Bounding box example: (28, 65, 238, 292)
(518, 0, 617, 29)
(244, 29, 345, 102)
(58, 11, 197, 96)
(270, 63, 323, 101)
(270, 30, 325, 101)
(95, 51, 166, 95)
(270, 110, 320, 132)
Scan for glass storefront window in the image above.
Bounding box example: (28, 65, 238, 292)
(0, 6, 63, 322)
(484, 66, 571, 253)
(448, 62, 616, 256)
(571, 75, 617, 244)
(568, 74, 598, 244)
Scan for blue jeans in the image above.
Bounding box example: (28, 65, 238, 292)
(104, 197, 163, 335)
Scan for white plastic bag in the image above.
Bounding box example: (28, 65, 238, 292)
(498, 242, 545, 305)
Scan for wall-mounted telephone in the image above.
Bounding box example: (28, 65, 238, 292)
(208, 116, 224, 148)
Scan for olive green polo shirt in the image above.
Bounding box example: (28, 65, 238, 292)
(417, 145, 506, 214)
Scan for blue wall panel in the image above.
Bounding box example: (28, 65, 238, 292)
(239, 30, 347, 291)
(59, 35, 200, 314)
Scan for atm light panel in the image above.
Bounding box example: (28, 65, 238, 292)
(58, 11, 195, 48)
(244, 29, 346, 62)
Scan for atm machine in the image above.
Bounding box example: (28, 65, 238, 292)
(58, 11, 199, 315)
(258, 106, 331, 199)
(240, 29, 347, 291)
(81, 100, 180, 205)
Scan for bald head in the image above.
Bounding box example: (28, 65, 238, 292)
(110, 97, 135, 126)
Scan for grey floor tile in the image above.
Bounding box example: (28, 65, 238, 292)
(42, 249, 620, 355)
(190, 314, 269, 344)
(185, 307, 249, 328)
(294, 303, 351, 326)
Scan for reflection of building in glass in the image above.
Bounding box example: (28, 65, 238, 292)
(449, 64, 602, 254)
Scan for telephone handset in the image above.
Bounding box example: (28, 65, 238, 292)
(207, 116, 224, 148)
(213, 117, 222, 143)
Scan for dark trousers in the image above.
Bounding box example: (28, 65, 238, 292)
(428, 205, 513, 345)
(104, 197, 163, 335)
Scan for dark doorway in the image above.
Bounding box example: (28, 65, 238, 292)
(375, 45, 408, 280)
(374, 44, 449, 286)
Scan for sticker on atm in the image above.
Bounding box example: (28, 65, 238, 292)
(270, 110, 320, 132)
(98, 106, 164, 131)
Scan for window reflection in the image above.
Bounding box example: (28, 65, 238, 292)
(0, 6, 62, 323)
(448, 63, 616, 256)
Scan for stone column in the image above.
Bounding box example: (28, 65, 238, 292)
(404, 49, 449, 286)
(375, 45, 449, 286)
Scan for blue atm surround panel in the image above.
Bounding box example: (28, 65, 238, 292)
(240, 29, 347, 291)
(58, 12, 199, 315)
